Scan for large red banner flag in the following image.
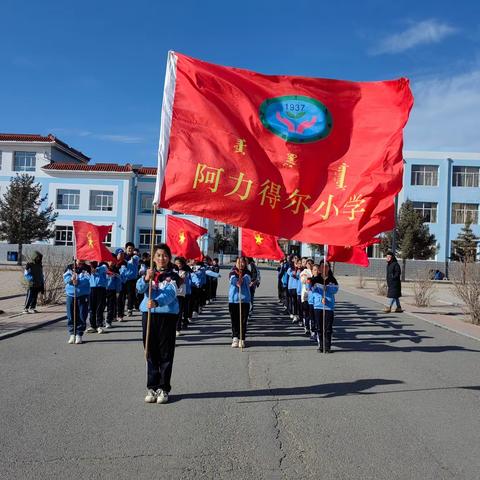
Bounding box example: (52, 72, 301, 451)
(155, 52, 413, 246)
(166, 215, 207, 260)
(241, 228, 284, 261)
(327, 238, 381, 267)
(73, 221, 112, 262)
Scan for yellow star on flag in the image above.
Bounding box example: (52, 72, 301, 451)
(254, 233, 264, 245)
(87, 231, 95, 248)
(178, 230, 186, 245)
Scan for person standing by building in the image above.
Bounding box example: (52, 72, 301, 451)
(137, 243, 180, 404)
(384, 252, 403, 313)
(23, 251, 45, 314)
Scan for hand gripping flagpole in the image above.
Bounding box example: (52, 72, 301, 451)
(145, 203, 158, 361)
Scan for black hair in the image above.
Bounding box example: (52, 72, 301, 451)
(153, 243, 172, 260)
(125, 242, 135, 249)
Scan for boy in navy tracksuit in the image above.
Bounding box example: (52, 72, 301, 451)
(87, 261, 108, 333)
(105, 261, 122, 328)
(137, 243, 180, 404)
(63, 260, 91, 344)
(311, 261, 339, 353)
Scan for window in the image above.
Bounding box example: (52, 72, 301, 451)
(452, 166, 479, 187)
(413, 201, 438, 223)
(56, 189, 80, 210)
(451, 203, 479, 224)
(55, 226, 74, 246)
(14, 151, 36, 172)
(139, 229, 162, 249)
(411, 165, 438, 186)
(89, 190, 113, 211)
(104, 232, 112, 247)
(139, 192, 154, 214)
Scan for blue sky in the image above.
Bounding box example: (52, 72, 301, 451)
(2, 0, 479, 165)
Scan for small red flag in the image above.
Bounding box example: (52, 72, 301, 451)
(327, 238, 380, 267)
(241, 228, 284, 261)
(166, 215, 207, 260)
(155, 52, 413, 246)
(73, 221, 112, 262)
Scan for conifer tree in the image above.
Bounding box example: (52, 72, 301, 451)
(0, 174, 58, 265)
(451, 221, 479, 263)
(380, 200, 436, 280)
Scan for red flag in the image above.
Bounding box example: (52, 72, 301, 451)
(241, 228, 284, 261)
(73, 221, 112, 262)
(327, 238, 381, 267)
(155, 52, 413, 246)
(166, 215, 207, 260)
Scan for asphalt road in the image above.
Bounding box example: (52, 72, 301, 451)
(1, 270, 479, 480)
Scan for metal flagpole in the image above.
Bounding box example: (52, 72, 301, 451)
(322, 245, 328, 354)
(238, 228, 243, 352)
(145, 204, 158, 361)
(72, 229, 77, 341)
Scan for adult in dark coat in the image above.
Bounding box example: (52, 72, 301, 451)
(384, 252, 403, 313)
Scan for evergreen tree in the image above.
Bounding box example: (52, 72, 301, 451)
(380, 200, 436, 280)
(0, 174, 58, 265)
(451, 221, 479, 263)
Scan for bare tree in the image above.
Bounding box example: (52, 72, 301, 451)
(451, 263, 480, 325)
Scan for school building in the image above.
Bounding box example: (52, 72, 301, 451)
(0, 133, 479, 261)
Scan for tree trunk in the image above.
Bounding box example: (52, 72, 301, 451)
(17, 243, 23, 266)
(401, 257, 406, 282)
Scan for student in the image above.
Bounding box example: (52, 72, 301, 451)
(311, 261, 339, 353)
(247, 258, 261, 315)
(174, 256, 189, 336)
(105, 260, 122, 328)
(123, 242, 140, 317)
(287, 256, 299, 322)
(137, 243, 180, 404)
(86, 261, 108, 334)
(211, 258, 220, 301)
(228, 257, 251, 349)
(300, 259, 313, 335)
(136, 252, 150, 309)
(307, 264, 320, 341)
(23, 251, 45, 314)
(114, 248, 127, 321)
(63, 259, 91, 344)
(295, 259, 304, 327)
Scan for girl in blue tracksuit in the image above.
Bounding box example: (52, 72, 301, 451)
(311, 260, 339, 353)
(63, 260, 91, 344)
(287, 257, 301, 322)
(87, 261, 108, 333)
(105, 261, 122, 328)
(228, 257, 251, 348)
(136, 243, 180, 404)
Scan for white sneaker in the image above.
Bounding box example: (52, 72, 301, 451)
(68, 335, 75, 344)
(176, 330, 181, 337)
(23, 309, 31, 314)
(127, 310, 133, 317)
(86, 327, 96, 333)
(231, 337, 239, 348)
(290, 314, 294, 319)
(144, 389, 157, 403)
(105, 323, 112, 329)
(156, 389, 169, 404)
(97, 327, 105, 334)
(117, 317, 124, 322)
(239, 340, 246, 349)
(192, 312, 198, 319)
(30, 309, 39, 313)
(74, 335, 83, 344)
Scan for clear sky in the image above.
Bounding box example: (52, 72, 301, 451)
(2, 0, 479, 165)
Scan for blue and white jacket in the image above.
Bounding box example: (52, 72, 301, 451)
(122, 255, 140, 282)
(228, 272, 252, 304)
(106, 271, 122, 292)
(89, 264, 108, 288)
(63, 269, 91, 297)
(136, 269, 179, 315)
(287, 267, 298, 290)
(312, 283, 339, 311)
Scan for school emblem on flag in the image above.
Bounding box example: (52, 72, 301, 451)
(259, 95, 333, 143)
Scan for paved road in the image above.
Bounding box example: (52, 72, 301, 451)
(1, 270, 479, 479)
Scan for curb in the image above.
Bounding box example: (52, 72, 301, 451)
(341, 285, 480, 343)
(0, 315, 66, 341)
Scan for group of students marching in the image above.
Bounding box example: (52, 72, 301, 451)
(277, 255, 339, 353)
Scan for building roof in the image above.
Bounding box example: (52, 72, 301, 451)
(0, 133, 90, 163)
(136, 167, 157, 176)
(42, 162, 133, 173)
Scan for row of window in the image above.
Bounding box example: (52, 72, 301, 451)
(54, 226, 162, 249)
(413, 202, 479, 224)
(57, 189, 114, 211)
(411, 165, 480, 187)
(0, 151, 37, 172)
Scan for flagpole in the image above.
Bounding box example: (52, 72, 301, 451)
(72, 228, 77, 341)
(145, 204, 158, 361)
(322, 244, 328, 354)
(238, 228, 243, 352)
